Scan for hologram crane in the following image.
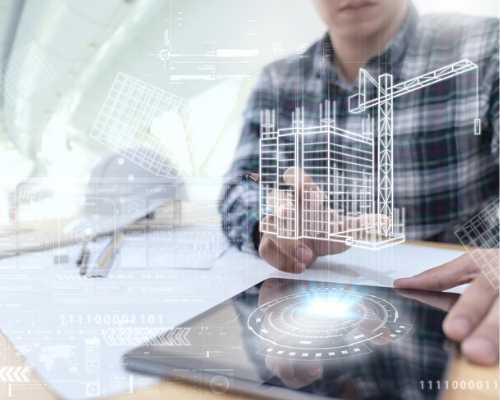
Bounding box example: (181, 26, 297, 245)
(348, 59, 480, 238)
(259, 59, 480, 250)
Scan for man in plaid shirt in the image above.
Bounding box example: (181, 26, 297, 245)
(219, 0, 499, 365)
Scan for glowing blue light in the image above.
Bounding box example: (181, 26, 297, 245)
(301, 294, 358, 319)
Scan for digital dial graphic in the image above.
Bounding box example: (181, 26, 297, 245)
(248, 286, 411, 361)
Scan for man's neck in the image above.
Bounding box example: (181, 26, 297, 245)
(329, 4, 409, 83)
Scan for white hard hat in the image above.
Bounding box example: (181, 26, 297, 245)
(65, 148, 186, 238)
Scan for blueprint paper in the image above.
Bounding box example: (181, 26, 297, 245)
(112, 226, 229, 271)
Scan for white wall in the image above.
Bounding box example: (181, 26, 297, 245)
(413, 0, 499, 16)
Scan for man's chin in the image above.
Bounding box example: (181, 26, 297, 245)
(335, 22, 384, 43)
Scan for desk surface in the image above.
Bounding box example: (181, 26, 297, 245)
(0, 241, 498, 400)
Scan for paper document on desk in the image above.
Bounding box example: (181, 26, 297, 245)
(109, 225, 229, 272)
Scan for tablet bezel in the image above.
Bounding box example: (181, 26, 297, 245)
(123, 278, 457, 400)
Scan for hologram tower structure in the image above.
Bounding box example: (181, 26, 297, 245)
(259, 59, 480, 250)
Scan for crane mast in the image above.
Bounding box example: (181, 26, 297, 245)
(348, 59, 481, 235)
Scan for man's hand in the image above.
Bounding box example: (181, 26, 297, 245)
(259, 167, 348, 273)
(394, 250, 499, 366)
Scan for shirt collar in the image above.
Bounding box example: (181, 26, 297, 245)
(313, 2, 418, 88)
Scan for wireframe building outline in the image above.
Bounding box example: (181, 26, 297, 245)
(259, 59, 481, 250)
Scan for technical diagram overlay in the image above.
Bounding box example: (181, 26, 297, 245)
(90, 73, 185, 177)
(455, 200, 499, 289)
(248, 286, 411, 361)
(259, 59, 480, 250)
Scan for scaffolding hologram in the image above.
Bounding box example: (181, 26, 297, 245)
(259, 59, 481, 250)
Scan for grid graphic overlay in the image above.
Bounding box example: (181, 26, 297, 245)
(90, 73, 185, 177)
(455, 201, 499, 289)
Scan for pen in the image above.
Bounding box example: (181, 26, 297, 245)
(76, 241, 89, 266)
(79, 248, 91, 276)
(245, 172, 260, 183)
(87, 232, 125, 278)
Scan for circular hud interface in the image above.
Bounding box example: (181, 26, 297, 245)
(248, 286, 411, 361)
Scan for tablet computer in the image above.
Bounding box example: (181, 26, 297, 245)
(124, 278, 458, 400)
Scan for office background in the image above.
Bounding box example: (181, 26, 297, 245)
(0, 0, 497, 224)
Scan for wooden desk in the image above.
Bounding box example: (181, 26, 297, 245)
(0, 242, 498, 400)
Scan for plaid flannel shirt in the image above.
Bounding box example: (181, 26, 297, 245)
(219, 4, 499, 252)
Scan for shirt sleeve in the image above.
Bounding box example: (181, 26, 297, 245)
(218, 67, 275, 253)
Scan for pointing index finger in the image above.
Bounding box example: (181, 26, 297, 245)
(394, 253, 479, 291)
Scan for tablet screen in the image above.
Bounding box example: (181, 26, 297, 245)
(125, 278, 456, 400)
